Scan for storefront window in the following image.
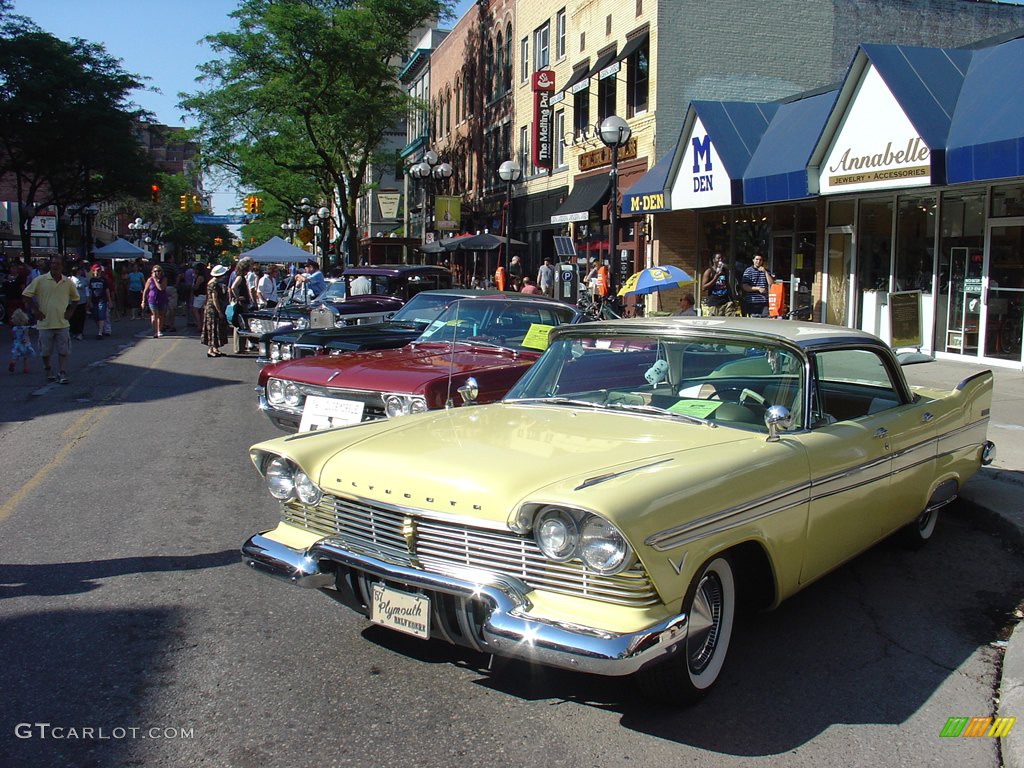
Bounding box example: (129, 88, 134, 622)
(895, 195, 935, 293)
(828, 199, 855, 227)
(991, 184, 1024, 218)
(936, 192, 985, 352)
(856, 197, 893, 303)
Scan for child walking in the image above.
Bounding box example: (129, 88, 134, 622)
(8, 308, 35, 373)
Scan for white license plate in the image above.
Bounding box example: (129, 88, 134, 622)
(298, 395, 365, 432)
(370, 584, 431, 640)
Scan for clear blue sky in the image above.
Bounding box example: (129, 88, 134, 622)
(11, 0, 474, 213)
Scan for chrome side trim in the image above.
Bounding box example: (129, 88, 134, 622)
(575, 458, 674, 490)
(241, 532, 688, 676)
(645, 481, 811, 551)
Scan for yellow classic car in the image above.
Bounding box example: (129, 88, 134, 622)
(241, 317, 995, 704)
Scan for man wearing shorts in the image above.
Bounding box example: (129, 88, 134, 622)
(23, 255, 79, 384)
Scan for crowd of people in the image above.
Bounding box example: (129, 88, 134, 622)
(1, 252, 297, 379)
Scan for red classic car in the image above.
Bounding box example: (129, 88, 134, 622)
(257, 294, 581, 432)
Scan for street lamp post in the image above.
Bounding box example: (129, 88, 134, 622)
(280, 218, 300, 243)
(599, 115, 633, 298)
(497, 159, 522, 272)
(128, 217, 157, 260)
(301, 200, 331, 271)
(409, 151, 442, 245)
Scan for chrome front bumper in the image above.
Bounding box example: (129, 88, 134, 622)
(241, 531, 688, 677)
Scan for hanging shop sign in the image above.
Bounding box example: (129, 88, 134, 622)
(532, 69, 555, 170)
(670, 117, 733, 209)
(377, 191, 401, 220)
(818, 65, 931, 194)
(434, 196, 461, 231)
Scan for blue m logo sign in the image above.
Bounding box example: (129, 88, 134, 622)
(692, 135, 713, 173)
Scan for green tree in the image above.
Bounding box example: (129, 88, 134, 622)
(0, 12, 155, 259)
(182, 0, 452, 264)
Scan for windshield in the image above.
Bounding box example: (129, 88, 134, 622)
(390, 292, 462, 324)
(506, 333, 806, 431)
(416, 298, 577, 352)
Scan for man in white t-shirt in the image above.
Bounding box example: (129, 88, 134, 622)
(257, 265, 279, 308)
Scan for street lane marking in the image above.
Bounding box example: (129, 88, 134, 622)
(0, 340, 181, 524)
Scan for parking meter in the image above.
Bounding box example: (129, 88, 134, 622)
(555, 263, 578, 304)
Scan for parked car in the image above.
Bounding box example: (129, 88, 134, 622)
(233, 264, 452, 354)
(256, 294, 579, 431)
(242, 317, 994, 703)
(256, 287, 502, 365)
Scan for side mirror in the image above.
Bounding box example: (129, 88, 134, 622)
(457, 376, 479, 404)
(765, 404, 793, 442)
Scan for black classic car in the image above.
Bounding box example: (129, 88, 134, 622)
(232, 264, 453, 354)
(257, 287, 501, 365)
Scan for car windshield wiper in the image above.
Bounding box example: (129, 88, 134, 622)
(602, 401, 707, 425)
(505, 396, 606, 409)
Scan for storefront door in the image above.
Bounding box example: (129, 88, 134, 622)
(982, 218, 1024, 364)
(825, 229, 854, 326)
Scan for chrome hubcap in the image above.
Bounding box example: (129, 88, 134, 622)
(687, 571, 723, 674)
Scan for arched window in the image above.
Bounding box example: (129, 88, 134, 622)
(494, 32, 503, 95)
(505, 22, 513, 92)
(455, 76, 461, 123)
(486, 38, 494, 100)
(444, 88, 451, 135)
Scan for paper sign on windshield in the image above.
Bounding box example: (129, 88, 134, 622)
(667, 399, 723, 418)
(521, 324, 556, 351)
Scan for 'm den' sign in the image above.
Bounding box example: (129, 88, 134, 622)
(670, 116, 732, 210)
(532, 70, 555, 170)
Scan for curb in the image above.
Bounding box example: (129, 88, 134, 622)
(1001, 620, 1024, 768)
(960, 472, 1024, 767)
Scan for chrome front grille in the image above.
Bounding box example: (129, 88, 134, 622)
(283, 493, 659, 607)
(249, 318, 293, 335)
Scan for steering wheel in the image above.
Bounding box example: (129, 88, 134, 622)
(705, 387, 745, 402)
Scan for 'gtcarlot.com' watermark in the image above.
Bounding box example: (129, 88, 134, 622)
(15, 723, 194, 740)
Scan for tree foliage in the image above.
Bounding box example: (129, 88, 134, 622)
(181, 0, 452, 263)
(0, 11, 156, 258)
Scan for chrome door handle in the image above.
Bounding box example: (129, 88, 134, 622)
(874, 427, 888, 438)
(922, 412, 934, 423)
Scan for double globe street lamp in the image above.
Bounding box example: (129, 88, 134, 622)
(409, 151, 453, 243)
(598, 115, 632, 297)
(497, 159, 522, 271)
(301, 198, 332, 269)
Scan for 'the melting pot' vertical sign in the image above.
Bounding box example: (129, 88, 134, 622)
(532, 70, 555, 170)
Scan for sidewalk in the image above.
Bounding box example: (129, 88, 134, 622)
(902, 358, 1024, 766)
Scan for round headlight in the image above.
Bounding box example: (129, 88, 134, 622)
(409, 397, 428, 414)
(265, 457, 295, 500)
(294, 471, 322, 506)
(384, 394, 407, 418)
(280, 345, 293, 361)
(284, 381, 302, 407)
(267, 378, 285, 404)
(534, 507, 579, 561)
(269, 344, 281, 361)
(580, 516, 631, 574)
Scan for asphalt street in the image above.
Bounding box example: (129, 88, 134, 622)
(0, 316, 1021, 768)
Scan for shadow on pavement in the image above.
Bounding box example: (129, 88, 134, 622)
(1, 606, 181, 768)
(0, 550, 239, 599)
(363, 504, 1024, 755)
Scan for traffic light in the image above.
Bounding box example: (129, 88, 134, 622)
(151, 184, 160, 203)
(189, 194, 201, 212)
(243, 194, 262, 215)
(255, 196, 263, 214)
(179, 195, 188, 211)
(213, 236, 223, 246)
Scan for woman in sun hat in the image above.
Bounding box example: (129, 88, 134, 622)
(201, 265, 230, 357)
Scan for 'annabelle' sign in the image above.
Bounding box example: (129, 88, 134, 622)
(532, 70, 555, 170)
